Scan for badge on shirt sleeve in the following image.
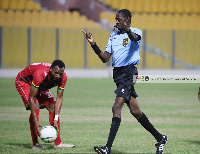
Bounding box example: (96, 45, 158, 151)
(122, 38, 129, 47)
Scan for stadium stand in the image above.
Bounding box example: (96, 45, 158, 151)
(0, 0, 199, 69)
(0, 0, 41, 11)
(2, 27, 28, 68)
(100, 11, 200, 30)
(0, 10, 100, 29)
(99, 0, 200, 13)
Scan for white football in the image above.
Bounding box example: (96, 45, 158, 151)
(40, 126, 57, 143)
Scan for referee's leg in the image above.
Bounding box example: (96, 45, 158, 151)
(128, 96, 163, 142)
(112, 96, 125, 117)
(127, 96, 142, 119)
(105, 96, 125, 152)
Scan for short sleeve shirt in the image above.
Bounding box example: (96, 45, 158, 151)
(105, 27, 142, 67)
(17, 63, 67, 91)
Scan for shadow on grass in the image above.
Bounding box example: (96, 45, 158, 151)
(8, 142, 56, 150)
(8, 143, 31, 149)
(185, 140, 200, 145)
(111, 149, 126, 154)
(111, 151, 164, 154)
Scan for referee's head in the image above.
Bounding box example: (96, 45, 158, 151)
(117, 9, 132, 23)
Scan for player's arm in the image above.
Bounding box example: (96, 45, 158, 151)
(53, 89, 63, 131)
(55, 89, 63, 116)
(124, 17, 141, 41)
(29, 86, 42, 135)
(81, 30, 111, 63)
(198, 87, 200, 101)
(126, 29, 141, 42)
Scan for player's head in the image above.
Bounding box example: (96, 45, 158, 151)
(50, 60, 65, 81)
(115, 9, 132, 29)
(51, 60, 65, 69)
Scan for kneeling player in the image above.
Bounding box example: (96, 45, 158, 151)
(15, 60, 75, 149)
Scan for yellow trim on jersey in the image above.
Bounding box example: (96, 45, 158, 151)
(31, 82, 39, 89)
(58, 87, 64, 91)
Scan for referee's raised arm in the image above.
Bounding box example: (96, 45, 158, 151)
(81, 30, 111, 63)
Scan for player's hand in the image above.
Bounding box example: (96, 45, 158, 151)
(35, 121, 42, 136)
(81, 30, 94, 44)
(53, 120, 59, 133)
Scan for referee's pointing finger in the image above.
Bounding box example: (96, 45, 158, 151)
(81, 30, 92, 39)
(81, 30, 86, 35)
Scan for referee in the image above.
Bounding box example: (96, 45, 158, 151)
(82, 9, 167, 154)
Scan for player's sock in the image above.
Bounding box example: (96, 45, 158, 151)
(49, 112, 62, 146)
(106, 117, 121, 151)
(29, 109, 40, 146)
(138, 113, 162, 142)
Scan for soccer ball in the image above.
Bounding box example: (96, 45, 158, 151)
(40, 126, 57, 143)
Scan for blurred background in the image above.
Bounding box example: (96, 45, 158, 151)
(0, 0, 200, 70)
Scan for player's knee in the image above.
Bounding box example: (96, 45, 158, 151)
(130, 109, 142, 119)
(112, 104, 122, 114)
(45, 104, 55, 113)
(34, 102, 40, 110)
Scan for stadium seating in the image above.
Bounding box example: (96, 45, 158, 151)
(99, 0, 200, 13)
(0, 9, 101, 29)
(100, 11, 200, 30)
(2, 27, 28, 68)
(0, 0, 101, 29)
(0, 10, 6, 25)
(0, 0, 41, 11)
(0, 0, 199, 69)
(18, 0, 26, 10)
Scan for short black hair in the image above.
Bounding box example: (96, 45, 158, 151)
(51, 60, 65, 69)
(117, 9, 132, 20)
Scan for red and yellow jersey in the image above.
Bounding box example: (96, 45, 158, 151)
(16, 63, 67, 91)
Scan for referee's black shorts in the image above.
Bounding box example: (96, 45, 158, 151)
(113, 65, 138, 100)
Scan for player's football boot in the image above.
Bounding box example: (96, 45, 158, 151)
(155, 135, 168, 154)
(94, 146, 110, 154)
(32, 143, 45, 150)
(54, 142, 75, 148)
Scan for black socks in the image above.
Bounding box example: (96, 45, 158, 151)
(105, 113, 162, 151)
(138, 113, 162, 142)
(106, 117, 121, 151)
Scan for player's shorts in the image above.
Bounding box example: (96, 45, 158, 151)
(15, 79, 56, 110)
(113, 65, 138, 100)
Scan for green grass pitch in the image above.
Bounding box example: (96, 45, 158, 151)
(0, 78, 200, 153)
